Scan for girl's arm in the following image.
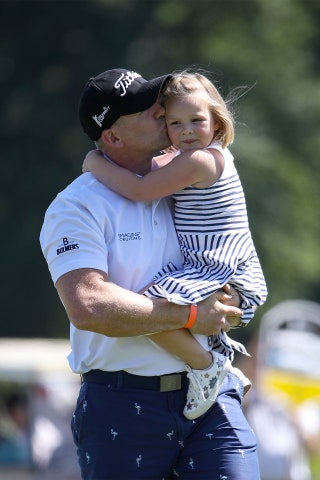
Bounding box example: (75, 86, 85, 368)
(82, 148, 224, 201)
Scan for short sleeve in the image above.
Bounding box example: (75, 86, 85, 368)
(40, 194, 108, 284)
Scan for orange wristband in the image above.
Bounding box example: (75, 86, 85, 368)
(185, 304, 197, 328)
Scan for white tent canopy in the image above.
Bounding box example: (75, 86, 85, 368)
(0, 338, 76, 384)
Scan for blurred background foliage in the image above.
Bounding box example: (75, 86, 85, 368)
(1, 0, 319, 339)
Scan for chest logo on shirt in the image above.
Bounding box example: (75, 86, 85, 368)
(56, 237, 79, 255)
(118, 232, 141, 242)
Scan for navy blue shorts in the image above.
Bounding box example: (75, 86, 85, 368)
(71, 370, 259, 479)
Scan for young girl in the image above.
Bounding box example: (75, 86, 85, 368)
(82, 72, 268, 419)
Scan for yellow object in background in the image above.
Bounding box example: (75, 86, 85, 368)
(261, 368, 320, 405)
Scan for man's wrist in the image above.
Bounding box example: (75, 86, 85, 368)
(184, 304, 197, 328)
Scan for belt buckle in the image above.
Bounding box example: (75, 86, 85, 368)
(160, 374, 181, 392)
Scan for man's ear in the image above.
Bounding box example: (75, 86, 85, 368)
(100, 128, 123, 147)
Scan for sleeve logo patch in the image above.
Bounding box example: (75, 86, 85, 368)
(57, 237, 80, 255)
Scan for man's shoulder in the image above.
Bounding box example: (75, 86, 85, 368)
(61, 172, 99, 195)
(42, 175, 102, 223)
(52, 173, 110, 205)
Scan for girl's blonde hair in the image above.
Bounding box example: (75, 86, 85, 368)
(163, 72, 234, 148)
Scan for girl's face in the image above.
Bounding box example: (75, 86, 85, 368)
(164, 94, 219, 151)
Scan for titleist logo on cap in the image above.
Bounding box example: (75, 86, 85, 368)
(115, 71, 141, 96)
(92, 70, 141, 127)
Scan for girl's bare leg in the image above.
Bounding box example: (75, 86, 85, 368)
(140, 284, 212, 370)
(150, 329, 213, 370)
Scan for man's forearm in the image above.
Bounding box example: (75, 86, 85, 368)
(56, 268, 188, 336)
(56, 268, 243, 337)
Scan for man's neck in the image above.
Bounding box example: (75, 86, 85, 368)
(102, 151, 154, 175)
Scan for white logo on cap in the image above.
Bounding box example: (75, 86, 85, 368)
(114, 71, 141, 97)
(92, 106, 110, 127)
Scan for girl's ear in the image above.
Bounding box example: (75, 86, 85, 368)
(100, 128, 123, 147)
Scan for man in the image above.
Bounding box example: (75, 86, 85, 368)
(40, 68, 259, 479)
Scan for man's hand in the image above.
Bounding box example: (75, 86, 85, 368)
(218, 283, 241, 307)
(219, 284, 243, 331)
(190, 288, 243, 336)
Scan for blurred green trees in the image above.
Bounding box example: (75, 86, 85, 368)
(0, 0, 319, 337)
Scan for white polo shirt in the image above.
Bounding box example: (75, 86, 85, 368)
(40, 172, 187, 375)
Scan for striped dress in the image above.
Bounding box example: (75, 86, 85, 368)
(145, 142, 268, 358)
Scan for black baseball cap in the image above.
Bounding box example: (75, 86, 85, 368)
(79, 68, 172, 141)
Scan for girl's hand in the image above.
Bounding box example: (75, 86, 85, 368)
(82, 149, 100, 173)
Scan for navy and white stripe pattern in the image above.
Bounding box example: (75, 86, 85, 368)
(145, 144, 267, 358)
